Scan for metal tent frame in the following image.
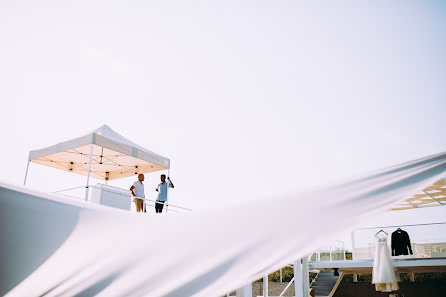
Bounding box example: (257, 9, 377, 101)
(23, 125, 171, 203)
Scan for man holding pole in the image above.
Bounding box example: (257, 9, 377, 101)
(130, 174, 146, 212)
(155, 174, 174, 213)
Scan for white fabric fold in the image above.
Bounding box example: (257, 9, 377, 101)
(1, 152, 446, 297)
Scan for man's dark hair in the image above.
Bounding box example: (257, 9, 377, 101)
(161, 174, 166, 178)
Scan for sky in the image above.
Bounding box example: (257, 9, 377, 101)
(1, 1, 446, 247)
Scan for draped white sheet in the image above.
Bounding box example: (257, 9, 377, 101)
(1, 152, 446, 297)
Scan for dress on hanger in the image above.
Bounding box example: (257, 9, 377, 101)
(372, 231, 399, 292)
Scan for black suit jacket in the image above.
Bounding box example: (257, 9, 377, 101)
(391, 229, 413, 256)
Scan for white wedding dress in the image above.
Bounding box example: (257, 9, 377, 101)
(372, 231, 399, 292)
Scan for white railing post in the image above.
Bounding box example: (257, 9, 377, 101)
(351, 231, 356, 260)
(294, 260, 303, 297)
(85, 143, 94, 201)
(302, 257, 310, 297)
(244, 283, 252, 297)
(236, 283, 252, 297)
(280, 268, 283, 282)
(263, 276, 268, 297)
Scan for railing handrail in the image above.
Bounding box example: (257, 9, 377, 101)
(355, 222, 446, 230)
(133, 196, 192, 211)
(52, 184, 192, 212)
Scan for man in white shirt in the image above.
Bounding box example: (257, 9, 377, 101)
(130, 174, 145, 212)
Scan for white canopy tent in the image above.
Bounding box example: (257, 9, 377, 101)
(24, 125, 170, 200)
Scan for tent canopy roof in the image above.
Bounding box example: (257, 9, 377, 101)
(29, 125, 170, 181)
(393, 178, 446, 211)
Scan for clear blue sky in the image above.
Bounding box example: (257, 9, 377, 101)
(1, 1, 445, 248)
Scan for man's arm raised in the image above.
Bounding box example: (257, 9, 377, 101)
(167, 177, 174, 188)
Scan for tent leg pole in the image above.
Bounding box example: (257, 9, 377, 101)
(166, 168, 170, 213)
(85, 144, 94, 201)
(23, 160, 30, 186)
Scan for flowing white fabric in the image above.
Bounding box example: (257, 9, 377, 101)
(1, 152, 446, 297)
(372, 232, 399, 292)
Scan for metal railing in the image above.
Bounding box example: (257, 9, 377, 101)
(310, 240, 346, 262)
(134, 196, 192, 213)
(352, 222, 446, 260)
(52, 184, 192, 214)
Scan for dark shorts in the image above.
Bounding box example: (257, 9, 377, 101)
(155, 200, 165, 213)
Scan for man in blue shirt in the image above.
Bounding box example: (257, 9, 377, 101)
(155, 174, 174, 213)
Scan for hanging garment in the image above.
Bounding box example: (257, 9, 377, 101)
(391, 229, 413, 256)
(372, 231, 399, 292)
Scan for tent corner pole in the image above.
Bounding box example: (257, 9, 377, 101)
(166, 167, 170, 213)
(84, 144, 94, 201)
(23, 160, 30, 185)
